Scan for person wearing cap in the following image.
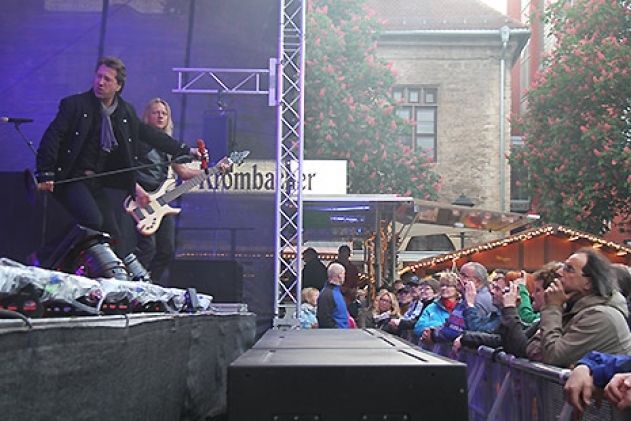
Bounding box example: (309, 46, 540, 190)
(389, 275, 431, 342)
(396, 284, 413, 315)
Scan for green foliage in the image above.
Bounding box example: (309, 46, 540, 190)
(511, 0, 631, 234)
(304, 0, 441, 199)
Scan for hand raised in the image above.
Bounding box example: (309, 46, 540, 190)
(545, 279, 568, 307)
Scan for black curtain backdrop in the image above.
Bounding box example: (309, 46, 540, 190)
(0, 313, 256, 420)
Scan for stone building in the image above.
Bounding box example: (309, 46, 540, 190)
(367, 0, 529, 214)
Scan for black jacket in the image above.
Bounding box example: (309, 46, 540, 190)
(36, 90, 190, 193)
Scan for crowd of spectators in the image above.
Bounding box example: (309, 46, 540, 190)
(298, 245, 631, 415)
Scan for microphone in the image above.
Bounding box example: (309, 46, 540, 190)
(1, 116, 34, 124)
(196, 139, 209, 172)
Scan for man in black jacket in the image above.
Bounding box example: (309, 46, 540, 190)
(301, 247, 327, 290)
(36, 56, 199, 265)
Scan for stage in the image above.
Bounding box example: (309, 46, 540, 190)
(0, 311, 256, 421)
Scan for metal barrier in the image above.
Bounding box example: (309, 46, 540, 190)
(428, 343, 631, 421)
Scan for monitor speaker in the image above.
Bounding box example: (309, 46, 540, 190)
(229, 330, 468, 420)
(169, 259, 243, 302)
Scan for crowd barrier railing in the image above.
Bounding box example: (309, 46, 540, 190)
(428, 343, 631, 421)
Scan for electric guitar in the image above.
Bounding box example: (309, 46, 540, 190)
(124, 150, 249, 236)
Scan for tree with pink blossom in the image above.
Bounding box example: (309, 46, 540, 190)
(511, 0, 630, 234)
(304, 0, 441, 199)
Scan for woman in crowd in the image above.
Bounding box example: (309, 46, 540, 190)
(370, 290, 401, 330)
(413, 272, 462, 343)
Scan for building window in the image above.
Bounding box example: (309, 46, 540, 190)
(510, 136, 531, 213)
(393, 86, 438, 161)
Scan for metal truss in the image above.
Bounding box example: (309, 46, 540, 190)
(172, 0, 305, 328)
(273, 0, 305, 328)
(172, 64, 277, 106)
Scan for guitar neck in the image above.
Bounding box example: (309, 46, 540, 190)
(160, 163, 223, 203)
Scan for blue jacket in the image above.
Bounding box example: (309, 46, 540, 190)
(414, 298, 455, 338)
(316, 283, 349, 328)
(299, 303, 318, 329)
(577, 351, 631, 388)
(464, 306, 501, 333)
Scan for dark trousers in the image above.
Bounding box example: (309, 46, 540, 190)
(135, 214, 176, 285)
(53, 181, 136, 258)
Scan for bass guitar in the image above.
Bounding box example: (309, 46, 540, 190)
(124, 150, 249, 236)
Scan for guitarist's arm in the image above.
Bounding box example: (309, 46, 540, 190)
(172, 163, 203, 181)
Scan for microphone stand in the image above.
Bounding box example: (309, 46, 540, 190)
(53, 155, 194, 185)
(9, 121, 47, 249)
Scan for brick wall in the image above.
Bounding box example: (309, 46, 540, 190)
(378, 37, 515, 213)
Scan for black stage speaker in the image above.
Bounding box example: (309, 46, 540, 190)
(203, 109, 236, 164)
(229, 329, 469, 421)
(169, 259, 243, 302)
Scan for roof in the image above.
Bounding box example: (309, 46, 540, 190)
(365, 0, 526, 31)
(404, 224, 631, 273)
(302, 194, 413, 242)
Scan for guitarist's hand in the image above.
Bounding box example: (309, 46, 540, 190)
(135, 183, 151, 208)
(217, 157, 232, 174)
(189, 147, 209, 163)
(37, 181, 55, 192)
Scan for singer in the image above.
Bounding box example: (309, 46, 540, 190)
(35, 56, 202, 268)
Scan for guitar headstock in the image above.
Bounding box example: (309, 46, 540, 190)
(227, 150, 250, 166)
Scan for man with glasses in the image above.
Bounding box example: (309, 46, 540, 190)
(459, 262, 495, 318)
(530, 247, 631, 368)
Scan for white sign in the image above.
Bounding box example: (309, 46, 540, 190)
(187, 159, 347, 195)
(293, 160, 347, 195)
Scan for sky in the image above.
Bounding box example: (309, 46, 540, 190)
(480, 0, 507, 14)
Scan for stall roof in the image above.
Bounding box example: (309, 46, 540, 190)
(302, 194, 413, 242)
(401, 199, 538, 233)
(301, 195, 538, 243)
(402, 224, 631, 274)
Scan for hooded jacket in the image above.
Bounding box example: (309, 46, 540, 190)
(529, 290, 631, 368)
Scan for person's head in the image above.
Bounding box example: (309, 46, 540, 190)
(392, 279, 405, 294)
(490, 273, 509, 307)
(303, 247, 319, 264)
(419, 278, 440, 301)
(396, 285, 413, 306)
(532, 261, 562, 311)
(327, 262, 346, 285)
(356, 288, 368, 305)
(460, 262, 489, 289)
(337, 245, 351, 262)
(142, 98, 173, 135)
(93, 56, 126, 104)
(374, 290, 400, 316)
(557, 247, 615, 300)
(301, 287, 319, 306)
(405, 274, 422, 299)
(438, 272, 460, 300)
(613, 264, 631, 298)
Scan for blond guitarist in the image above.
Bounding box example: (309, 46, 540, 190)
(133, 98, 203, 284)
